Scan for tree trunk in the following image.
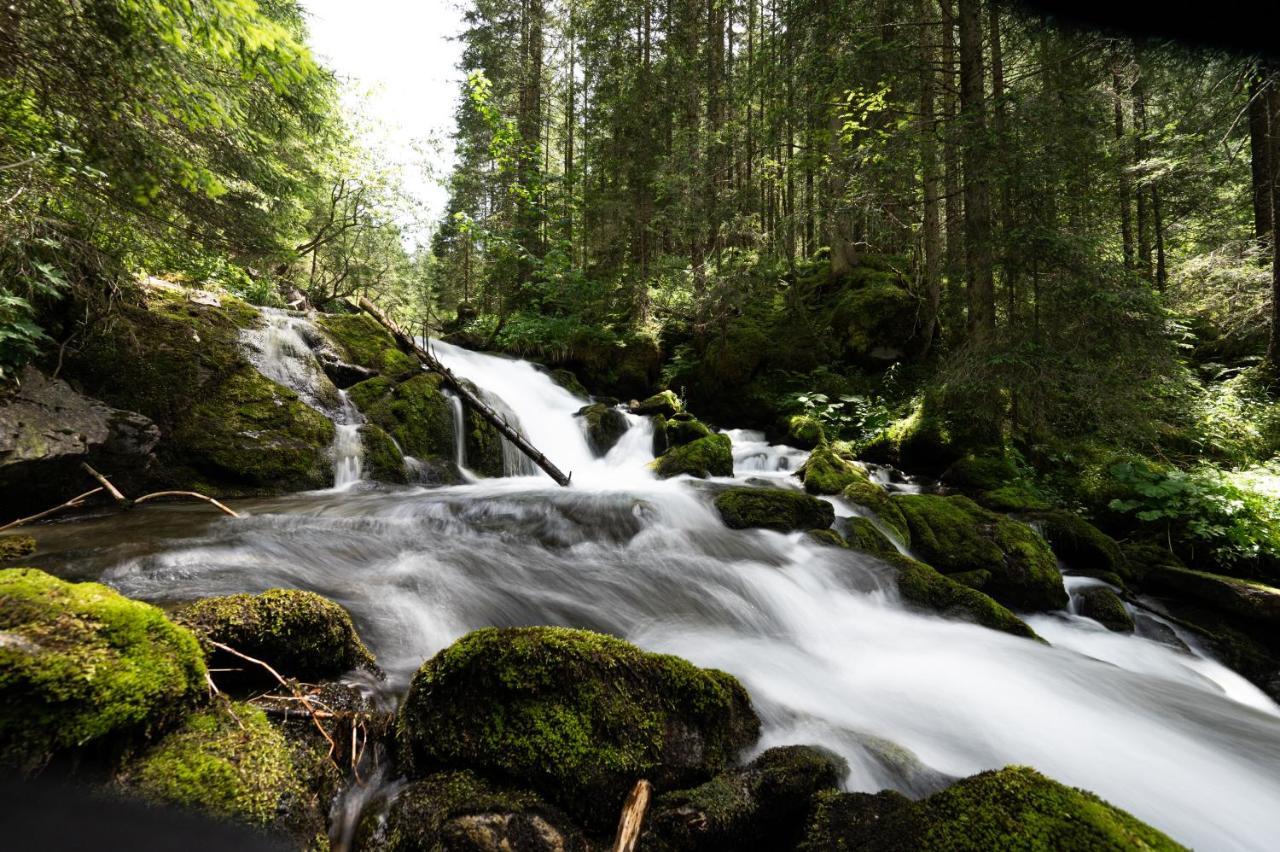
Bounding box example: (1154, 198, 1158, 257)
(1249, 71, 1275, 246)
(1113, 54, 1134, 269)
(1133, 53, 1153, 283)
(919, 0, 942, 355)
(957, 0, 995, 340)
(940, 0, 963, 297)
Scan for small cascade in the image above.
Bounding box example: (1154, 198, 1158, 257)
(724, 429, 808, 477)
(473, 388, 539, 477)
(241, 308, 340, 414)
(332, 391, 364, 489)
(443, 390, 475, 481)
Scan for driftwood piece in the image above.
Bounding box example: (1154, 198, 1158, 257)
(131, 490, 240, 518)
(610, 779, 652, 852)
(0, 487, 104, 532)
(357, 296, 572, 487)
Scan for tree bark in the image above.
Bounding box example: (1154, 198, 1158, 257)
(1249, 71, 1275, 246)
(1113, 54, 1134, 269)
(918, 0, 942, 355)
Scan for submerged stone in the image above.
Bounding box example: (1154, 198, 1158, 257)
(576, 402, 629, 457)
(177, 589, 375, 684)
(714, 487, 835, 533)
(0, 568, 206, 771)
(398, 626, 760, 831)
(651, 434, 734, 479)
(0, 535, 37, 562)
(893, 494, 1067, 612)
(798, 765, 1187, 851)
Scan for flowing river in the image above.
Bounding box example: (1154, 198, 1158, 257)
(25, 339, 1280, 851)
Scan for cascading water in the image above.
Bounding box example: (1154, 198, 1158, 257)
(27, 344, 1280, 851)
(332, 391, 364, 489)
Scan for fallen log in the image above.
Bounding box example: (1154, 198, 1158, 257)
(357, 296, 572, 487)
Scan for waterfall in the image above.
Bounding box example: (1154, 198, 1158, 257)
(332, 391, 364, 489)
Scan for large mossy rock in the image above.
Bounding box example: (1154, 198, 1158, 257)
(119, 701, 318, 840)
(893, 494, 1067, 612)
(177, 589, 375, 684)
(0, 568, 206, 770)
(859, 405, 964, 476)
(664, 412, 712, 448)
(348, 373, 458, 483)
(463, 400, 507, 478)
(355, 769, 589, 852)
(633, 390, 683, 418)
(643, 745, 847, 851)
(783, 414, 826, 450)
(838, 517, 898, 558)
(576, 403, 630, 457)
(827, 263, 921, 366)
(1144, 565, 1280, 628)
(359, 424, 409, 484)
(651, 434, 733, 479)
(316, 313, 420, 377)
(1076, 587, 1135, 633)
(799, 766, 1186, 851)
(797, 445, 868, 495)
(942, 454, 1051, 513)
(65, 287, 334, 495)
(714, 487, 835, 533)
(882, 554, 1039, 640)
(1028, 510, 1127, 582)
(841, 480, 910, 546)
(398, 627, 761, 831)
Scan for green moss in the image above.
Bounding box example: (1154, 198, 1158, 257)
(943, 454, 1021, 492)
(1029, 510, 1128, 581)
(0, 535, 36, 562)
(397, 626, 760, 831)
(883, 554, 1040, 640)
(121, 701, 298, 827)
(665, 413, 713, 448)
(316, 313, 419, 376)
(359, 424, 408, 484)
(838, 517, 897, 558)
(0, 568, 206, 770)
(549, 368, 589, 398)
(714, 487, 835, 533)
(828, 272, 918, 363)
(841, 480, 910, 545)
(651, 434, 734, 479)
(576, 403, 629, 456)
(350, 373, 457, 477)
(860, 403, 963, 475)
(785, 415, 826, 450)
(979, 484, 1054, 512)
(801, 766, 1185, 851)
(177, 589, 375, 683)
(358, 769, 588, 852)
(646, 745, 846, 851)
(808, 529, 849, 548)
(798, 445, 869, 495)
(463, 402, 507, 477)
(634, 390, 682, 417)
(1143, 565, 1280, 626)
(1076, 587, 1135, 633)
(894, 494, 1068, 612)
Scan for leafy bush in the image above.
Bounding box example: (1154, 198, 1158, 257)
(789, 390, 893, 443)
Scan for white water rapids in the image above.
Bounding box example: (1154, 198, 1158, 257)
(34, 340, 1280, 850)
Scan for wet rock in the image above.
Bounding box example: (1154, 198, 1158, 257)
(1028, 510, 1127, 581)
(1132, 613, 1190, 652)
(714, 487, 834, 533)
(838, 516, 897, 558)
(549, 368, 589, 399)
(177, 589, 376, 685)
(643, 745, 847, 851)
(0, 366, 160, 517)
(0, 535, 36, 562)
(882, 553, 1040, 640)
(783, 414, 825, 450)
(318, 351, 378, 389)
(633, 390, 682, 418)
(315, 313, 420, 377)
(576, 403, 629, 457)
(360, 424, 408, 484)
(797, 445, 868, 495)
(0, 568, 206, 771)
(798, 765, 1187, 851)
(808, 528, 849, 548)
(651, 434, 733, 479)
(665, 412, 712, 448)
(397, 626, 760, 831)
(348, 374, 458, 481)
(1076, 587, 1135, 633)
(841, 479, 910, 545)
(651, 414, 670, 456)
(893, 494, 1068, 612)
(356, 769, 589, 852)
(1144, 565, 1280, 627)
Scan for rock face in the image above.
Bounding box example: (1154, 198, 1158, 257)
(1028, 510, 1127, 582)
(0, 366, 160, 517)
(576, 403, 629, 456)
(0, 568, 206, 771)
(714, 487, 834, 533)
(893, 494, 1068, 612)
(348, 373, 458, 483)
(798, 766, 1187, 851)
(357, 770, 590, 852)
(643, 746, 847, 851)
(176, 589, 376, 685)
(651, 434, 733, 479)
(398, 627, 760, 831)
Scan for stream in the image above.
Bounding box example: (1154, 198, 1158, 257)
(24, 334, 1280, 851)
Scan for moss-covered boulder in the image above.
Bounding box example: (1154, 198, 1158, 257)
(0, 535, 36, 562)
(65, 288, 335, 495)
(651, 434, 733, 479)
(784, 414, 826, 450)
(808, 529, 850, 548)
(799, 766, 1186, 851)
(634, 390, 682, 418)
(576, 403, 629, 457)
(119, 701, 316, 838)
(462, 401, 507, 478)
(359, 424, 408, 484)
(651, 414, 670, 456)
(839, 517, 897, 558)
(882, 554, 1039, 640)
(348, 373, 458, 482)
(1076, 587, 1134, 633)
(355, 769, 589, 852)
(0, 568, 206, 770)
(644, 745, 847, 851)
(893, 494, 1067, 612)
(665, 412, 712, 448)
(398, 627, 760, 831)
(859, 404, 964, 476)
(316, 313, 420, 377)
(714, 487, 835, 533)
(797, 445, 868, 495)
(1144, 566, 1280, 627)
(841, 480, 910, 545)
(828, 264, 920, 365)
(943, 454, 1051, 512)
(177, 589, 375, 685)
(549, 368, 589, 399)
(1028, 510, 1127, 581)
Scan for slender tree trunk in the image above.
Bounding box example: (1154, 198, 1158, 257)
(1113, 54, 1134, 269)
(940, 0, 963, 295)
(919, 0, 942, 356)
(957, 0, 995, 340)
(1249, 72, 1275, 246)
(1133, 54, 1153, 283)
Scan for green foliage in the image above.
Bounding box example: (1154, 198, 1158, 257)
(790, 391, 893, 443)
